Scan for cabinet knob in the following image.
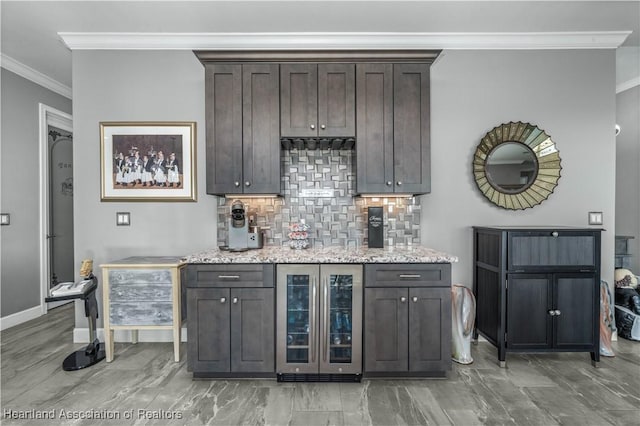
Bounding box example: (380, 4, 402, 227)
(548, 310, 556, 316)
(396, 181, 403, 186)
(320, 124, 326, 130)
(412, 296, 418, 303)
(232, 297, 238, 304)
(554, 309, 561, 316)
(234, 181, 240, 187)
(220, 297, 227, 304)
(310, 124, 315, 130)
(551, 231, 559, 237)
(400, 296, 407, 303)
(386, 181, 392, 186)
(245, 181, 251, 187)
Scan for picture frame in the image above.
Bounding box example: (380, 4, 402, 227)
(100, 122, 197, 201)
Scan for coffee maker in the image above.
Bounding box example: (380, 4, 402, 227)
(228, 200, 249, 251)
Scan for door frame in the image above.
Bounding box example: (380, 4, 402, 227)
(39, 103, 73, 315)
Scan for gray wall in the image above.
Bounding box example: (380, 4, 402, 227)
(72, 51, 216, 326)
(423, 50, 616, 288)
(615, 85, 640, 272)
(0, 69, 72, 317)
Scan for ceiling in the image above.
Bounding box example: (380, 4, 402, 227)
(2, 1, 639, 94)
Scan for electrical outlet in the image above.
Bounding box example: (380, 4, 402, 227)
(116, 212, 131, 226)
(588, 211, 603, 225)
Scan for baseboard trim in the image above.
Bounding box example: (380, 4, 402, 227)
(1, 306, 43, 331)
(73, 327, 188, 343)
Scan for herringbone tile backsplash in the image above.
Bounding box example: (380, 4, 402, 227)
(217, 150, 421, 248)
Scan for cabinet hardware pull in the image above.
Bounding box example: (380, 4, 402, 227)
(412, 296, 418, 303)
(245, 181, 251, 187)
(579, 269, 592, 273)
(320, 124, 326, 130)
(554, 310, 561, 316)
(396, 181, 403, 186)
(220, 297, 226, 303)
(323, 277, 329, 362)
(548, 310, 556, 316)
(218, 275, 240, 279)
(311, 277, 316, 363)
(234, 181, 240, 187)
(386, 181, 392, 186)
(400, 296, 407, 303)
(232, 297, 238, 304)
(551, 231, 559, 237)
(399, 274, 421, 279)
(310, 124, 315, 130)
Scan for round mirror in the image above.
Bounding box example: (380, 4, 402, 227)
(473, 122, 561, 210)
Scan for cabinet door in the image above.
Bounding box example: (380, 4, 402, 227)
(319, 265, 362, 374)
(230, 288, 275, 372)
(276, 265, 320, 374)
(281, 64, 318, 137)
(205, 64, 242, 194)
(554, 273, 597, 349)
(318, 64, 355, 137)
(242, 64, 281, 194)
(364, 287, 408, 372)
(187, 288, 231, 372)
(408, 287, 451, 372)
(506, 274, 553, 350)
(356, 64, 394, 194)
(393, 64, 430, 194)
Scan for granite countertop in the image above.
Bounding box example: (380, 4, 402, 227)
(184, 245, 458, 264)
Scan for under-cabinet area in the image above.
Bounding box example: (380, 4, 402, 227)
(184, 246, 457, 380)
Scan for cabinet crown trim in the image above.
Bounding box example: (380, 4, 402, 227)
(59, 31, 630, 52)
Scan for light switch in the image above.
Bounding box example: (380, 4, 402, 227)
(116, 212, 131, 226)
(0, 213, 9, 225)
(588, 211, 603, 225)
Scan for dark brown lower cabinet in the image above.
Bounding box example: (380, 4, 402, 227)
(363, 264, 452, 376)
(473, 227, 601, 367)
(507, 273, 596, 351)
(186, 265, 275, 378)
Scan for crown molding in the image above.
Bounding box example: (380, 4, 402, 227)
(617, 76, 640, 94)
(0, 54, 72, 99)
(58, 31, 632, 51)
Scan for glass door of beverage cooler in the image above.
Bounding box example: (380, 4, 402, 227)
(320, 265, 362, 374)
(276, 265, 318, 374)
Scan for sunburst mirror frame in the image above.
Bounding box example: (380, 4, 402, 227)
(473, 121, 562, 210)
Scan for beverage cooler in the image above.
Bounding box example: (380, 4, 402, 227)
(276, 264, 362, 381)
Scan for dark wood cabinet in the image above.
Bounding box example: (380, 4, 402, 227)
(473, 227, 601, 367)
(280, 63, 355, 138)
(356, 63, 431, 195)
(364, 264, 452, 376)
(186, 264, 275, 377)
(205, 64, 280, 195)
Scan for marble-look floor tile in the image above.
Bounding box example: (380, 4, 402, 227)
(293, 383, 342, 411)
(290, 410, 344, 426)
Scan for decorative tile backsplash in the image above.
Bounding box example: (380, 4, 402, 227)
(217, 150, 421, 248)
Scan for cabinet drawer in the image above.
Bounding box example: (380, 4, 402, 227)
(187, 264, 274, 288)
(110, 302, 173, 326)
(509, 232, 597, 269)
(108, 269, 172, 285)
(110, 283, 173, 302)
(365, 264, 451, 287)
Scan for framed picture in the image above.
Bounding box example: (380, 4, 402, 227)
(100, 122, 197, 201)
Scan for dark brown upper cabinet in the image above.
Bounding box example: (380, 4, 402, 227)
(205, 63, 281, 195)
(356, 63, 431, 195)
(280, 63, 355, 138)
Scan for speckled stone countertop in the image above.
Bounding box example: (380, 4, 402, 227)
(184, 246, 458, 264)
